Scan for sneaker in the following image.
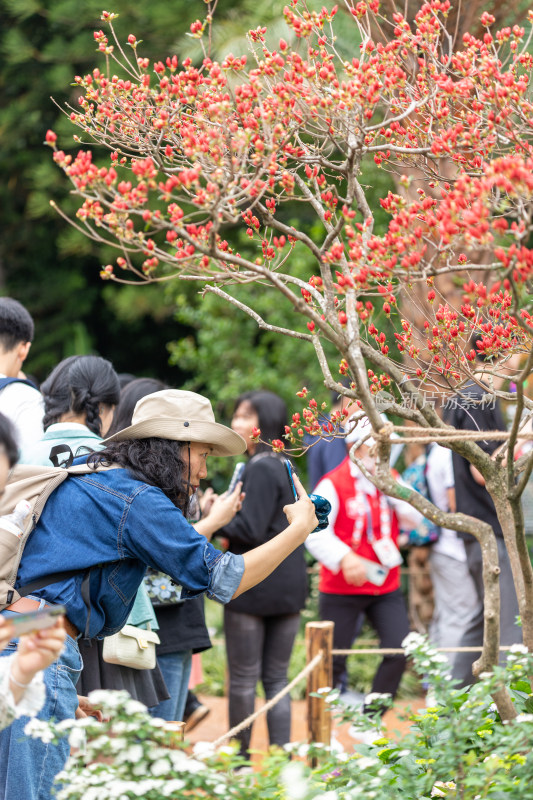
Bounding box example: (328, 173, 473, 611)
(233, 765, 254, 775)
(183, 695, 210, 733)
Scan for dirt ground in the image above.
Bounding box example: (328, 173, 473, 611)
(186, 693, 426, 758)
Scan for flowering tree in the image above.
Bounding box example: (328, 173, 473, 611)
(47, 1, 533, 715)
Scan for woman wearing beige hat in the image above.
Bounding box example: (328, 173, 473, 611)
(0, 389, 317, 800)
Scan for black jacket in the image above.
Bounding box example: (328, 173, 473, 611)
(221, 453, 308, 615)
(445, 381, 506, 540)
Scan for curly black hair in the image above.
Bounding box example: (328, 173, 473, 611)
(87, 437, 191, 512)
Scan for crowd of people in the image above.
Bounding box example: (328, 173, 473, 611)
(0, 295, 524, 797)
(0, 297, 318, 799)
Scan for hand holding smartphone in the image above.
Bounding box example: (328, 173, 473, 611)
(357, 556, 389, 586)
(9, 605, 66, 637)
(227, 462, 246, 495)
(284, 459, 331, 532)
(9, 613, 67, 696)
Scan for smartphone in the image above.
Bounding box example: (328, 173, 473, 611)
(284, 459, 331, 532)
(9, 604, 66, 637)
(227, 462, 246, 494)
(284, 458, 299, 501)
(357, 557, 389, 587)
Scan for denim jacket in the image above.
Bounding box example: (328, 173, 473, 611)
(15, 466, 244, 638)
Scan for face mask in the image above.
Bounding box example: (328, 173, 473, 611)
(359, 455, 376, 474)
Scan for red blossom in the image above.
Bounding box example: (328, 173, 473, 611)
(47, 3, 533, 429)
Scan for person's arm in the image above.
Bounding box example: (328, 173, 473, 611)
(304, 478, 351, 571)
(304, 477, 367, 585)
(470, 465, 486, 485)
(219, 459, 280, 547)
(7, 386, 44, 456)
(0, 617, 65, 731)
(388, 479, 424, 530)
(447, 487, 456, 512)
(232, 473, 317, 597)
(8, 620, 66, 704)
(125, 478, 317, 605)
(193, 484, 244, 541)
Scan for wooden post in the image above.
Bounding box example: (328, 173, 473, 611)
(306, 620, 333, 752)
(167, 721, 185, 745)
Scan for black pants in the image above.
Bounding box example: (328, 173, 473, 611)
(224, 608, 300, 755)
(319, 589, 409, 709)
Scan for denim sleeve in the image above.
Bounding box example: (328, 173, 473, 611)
(123, 486, 245, 603)
(181, 551, 244, 604)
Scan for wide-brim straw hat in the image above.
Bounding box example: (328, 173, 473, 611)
(103, 389, 246, 457)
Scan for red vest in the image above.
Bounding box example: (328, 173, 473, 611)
(318, 458, 400, 596)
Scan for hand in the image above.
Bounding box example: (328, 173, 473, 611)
(0, 616, 15, 652)
(198, 487, 216, 516)
(340, 551, 367, 586)
(206, 484, 244, 528)
(75, 695, 104, 721)
(282, 473, 318, 538)
(11, 618, 66, 686)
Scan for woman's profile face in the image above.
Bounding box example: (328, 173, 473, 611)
(231, 401, 259, 455)
(185, 441, 212, 494)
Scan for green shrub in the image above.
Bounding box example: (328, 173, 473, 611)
(29, 635, 533, 799)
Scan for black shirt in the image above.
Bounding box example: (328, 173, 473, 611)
(154, 596, 211, 656)
(220, 453, 308, 616)
(445, 381, 506, 539)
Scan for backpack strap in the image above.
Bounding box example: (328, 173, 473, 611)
(0, 376, 38, 391)
(49, 444, 74, 468)
(9, 461, 120, 638)
(15, 570, 89, 600)
(15, 568, 100, 640)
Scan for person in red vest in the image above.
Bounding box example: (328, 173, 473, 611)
(305, 417, 420, 722)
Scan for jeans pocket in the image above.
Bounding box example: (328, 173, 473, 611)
(57, 635, 83, 681)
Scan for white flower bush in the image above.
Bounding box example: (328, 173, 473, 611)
(29, 639, 533, 799)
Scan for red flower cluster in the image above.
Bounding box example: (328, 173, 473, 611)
(47, 1, 532, 416)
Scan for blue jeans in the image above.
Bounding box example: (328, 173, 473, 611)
(0, 633, 82, 800)
(150, 651, 192, 721)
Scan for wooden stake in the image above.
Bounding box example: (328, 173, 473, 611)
(306, 620, 333, 755)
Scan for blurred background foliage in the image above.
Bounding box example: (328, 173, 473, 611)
(0, 0, 392, 429)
